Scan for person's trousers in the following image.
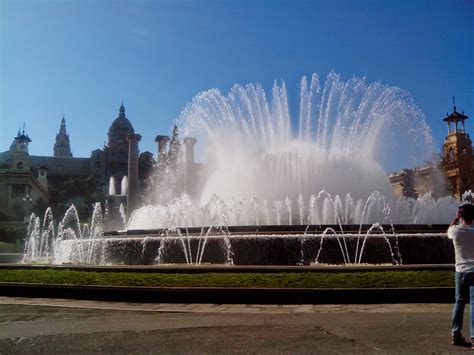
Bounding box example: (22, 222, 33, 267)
(452, 272, 474, 338)
(471, 286, 474, 339)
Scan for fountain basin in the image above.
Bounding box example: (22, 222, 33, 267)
(53, 225, 453, 266)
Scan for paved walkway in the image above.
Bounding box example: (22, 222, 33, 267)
(0, 297, 471, 354)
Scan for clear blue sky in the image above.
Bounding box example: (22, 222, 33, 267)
(1, 0, 472, 172)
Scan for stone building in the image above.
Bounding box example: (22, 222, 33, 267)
(441, 105, 473, 198)
(0, 103, 154, 221)
(0, 129, 50, 220)
(389, 103, 474, 199)
(90, 102, 145, 195)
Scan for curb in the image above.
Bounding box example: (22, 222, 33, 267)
(0, 263, 455, 273)
(0, 283, 454, 304)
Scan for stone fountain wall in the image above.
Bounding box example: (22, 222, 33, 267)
(64, 234, 454, 265)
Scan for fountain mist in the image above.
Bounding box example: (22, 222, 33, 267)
(130, 72, 438, 229)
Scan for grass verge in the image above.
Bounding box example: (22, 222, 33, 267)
(0, 269, 454, 288)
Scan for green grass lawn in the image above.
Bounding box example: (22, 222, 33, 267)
(0, 269, 454, 288)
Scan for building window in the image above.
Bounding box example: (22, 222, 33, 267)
(16, 162, 24, 171)
(462, 147, 468, 155)
(448, 148, 455, 161)
(11, 185, 26, 197)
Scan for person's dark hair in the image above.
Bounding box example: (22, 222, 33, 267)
(459, 204, 474, 222)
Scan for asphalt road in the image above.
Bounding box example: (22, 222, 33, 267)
(0, 297, 471, 354)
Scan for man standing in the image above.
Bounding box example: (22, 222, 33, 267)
(448, 203, 474, 348)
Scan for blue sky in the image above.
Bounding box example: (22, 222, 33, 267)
(1, 0, 472, 172)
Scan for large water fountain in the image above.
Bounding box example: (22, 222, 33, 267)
(129, 72, 447, 228)
(23, 72, 466, 266)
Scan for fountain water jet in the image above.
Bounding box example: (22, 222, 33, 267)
(131, 72, 436, 229)
(182, 73, 431, 205)
(121, 176, 128, 196)
(108, 176, 116, 196)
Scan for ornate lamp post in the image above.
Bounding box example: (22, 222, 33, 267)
(22, 193, 33, 222)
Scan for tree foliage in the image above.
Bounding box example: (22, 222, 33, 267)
(34, 175, 105, 221)
(400, 169, 418, 199)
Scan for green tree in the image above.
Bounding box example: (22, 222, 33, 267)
(46, 175, 105, 221)
(400, 169, 418, 199)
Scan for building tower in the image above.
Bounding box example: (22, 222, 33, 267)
(442, 99, 474, 198)
(107, 101, 135, 149)
(155, 135, 170, 165)
(53, 116, 73, 157)
(10, 126, 32, 173)
(2, 126, 49, 221)
(127, 133, 142, 214)
(103, 101, 135, 189)
(168, 125, 182, 169)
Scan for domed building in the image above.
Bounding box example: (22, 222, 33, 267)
(91, 102, 138, 194)
(0, 103, 155, 222)
(107, 102, 135, 148)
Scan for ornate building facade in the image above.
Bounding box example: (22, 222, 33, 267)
(441, 106, 473, 198)
(90, 102, 143, 194)
(389, 103, 474, 199)
(0, 103, 155, 221)
(0, 129, 50, 221)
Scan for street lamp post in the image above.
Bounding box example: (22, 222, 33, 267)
(22, 194, 33, 222)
